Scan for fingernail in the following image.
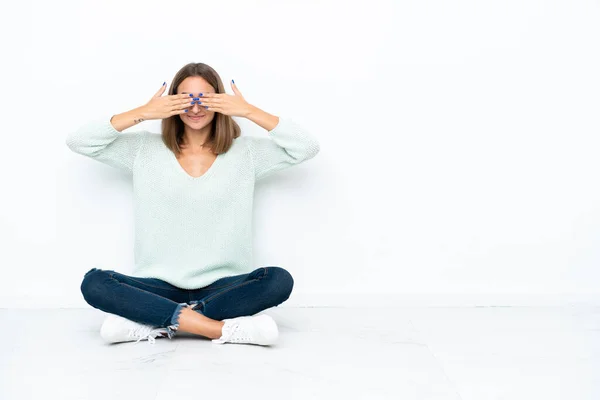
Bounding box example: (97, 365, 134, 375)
(163, 82, 165, 86)
(185, 109, 188, 112)
(232, 79, 235, 84)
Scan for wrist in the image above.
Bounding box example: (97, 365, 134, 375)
(134, 105, 149, 121)
(243, 104, 257, 118)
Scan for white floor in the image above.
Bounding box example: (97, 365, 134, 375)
(1, 306, 599, 399)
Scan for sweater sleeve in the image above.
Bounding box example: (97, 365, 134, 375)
(244, 116, 320, 181)
(65, 115, 148, 174)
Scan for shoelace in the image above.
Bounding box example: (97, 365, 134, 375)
(129, 324, 167, 344)
(212, 322, 246, 344)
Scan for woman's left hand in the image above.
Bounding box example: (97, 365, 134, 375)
(198, 81, 252, 117)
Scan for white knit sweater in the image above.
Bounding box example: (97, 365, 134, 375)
(66, 115, 320, 289)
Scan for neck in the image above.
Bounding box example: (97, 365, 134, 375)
(182, 125, 212, 152)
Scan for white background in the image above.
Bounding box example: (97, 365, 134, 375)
(1, 0, 599, 307)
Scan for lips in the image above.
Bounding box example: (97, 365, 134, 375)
(189, 115, 205, 120)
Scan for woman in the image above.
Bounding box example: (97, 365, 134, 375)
(66, 62, 320, 346)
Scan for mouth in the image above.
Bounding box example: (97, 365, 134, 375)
(188, 115, 205, 121)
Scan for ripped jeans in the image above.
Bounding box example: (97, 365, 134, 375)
(80, 266, 294, 339)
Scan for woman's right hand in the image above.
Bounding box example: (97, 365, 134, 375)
(140, 83, 194, 120)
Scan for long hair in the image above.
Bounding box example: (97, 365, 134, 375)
(161, 62, 241, 156)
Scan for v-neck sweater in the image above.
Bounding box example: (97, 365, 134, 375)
(65, 115, 320, 289)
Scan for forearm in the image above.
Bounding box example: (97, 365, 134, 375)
(244, 104, 280, 132)
(110, 106, 148, 132)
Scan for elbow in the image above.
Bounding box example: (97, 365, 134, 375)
(65, 132, 85, 154)
(65, 131, 91, 155)
(305, 139, 320, 160)
(65, 133, 77, 152)
(287, 139, 320, 163)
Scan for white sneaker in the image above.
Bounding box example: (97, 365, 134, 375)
(212, 314, 279, 346)
(100, 314, 170, 344)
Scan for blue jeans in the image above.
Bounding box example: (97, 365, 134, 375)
(80, 266, 294, 339)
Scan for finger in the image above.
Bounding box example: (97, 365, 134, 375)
(188, 97, 216, 108)
(197, 97, 221, 105)
(198, 92, 219, 99)
(171, 103, 194, 113)
(172, 93, 194, 100)
(172, 97, 195, 108)
(232, 81, 244, 96)
(171, 108, 190, 116)
(153, 82, 167, 98)
(174, 99, 195, 111)
(198, 101, 215, 111)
